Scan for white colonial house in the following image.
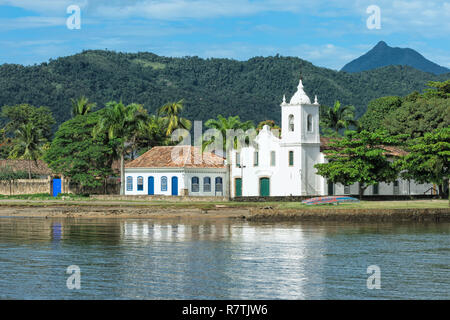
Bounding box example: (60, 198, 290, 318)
(125, 146, 229, 197)
(125, 76, 434, 198)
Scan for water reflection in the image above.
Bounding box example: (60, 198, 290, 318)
(0, 217, 448, 299)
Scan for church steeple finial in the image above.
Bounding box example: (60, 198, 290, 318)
(282, 94, 286, 104)
(289, 74, 311, 105)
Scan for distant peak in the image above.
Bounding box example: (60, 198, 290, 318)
(375, 41, 388, 48)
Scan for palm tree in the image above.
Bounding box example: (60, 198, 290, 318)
(320, 101, 358, 136)
(94, 101, 148, 195)
(204, 115, 254, 155)
(10, 123, 45, 179)
(204, 115, 254, 198)
(71, 96, 96, 117)
(135, 115, 171, 154)
(157, 100, 192, 136)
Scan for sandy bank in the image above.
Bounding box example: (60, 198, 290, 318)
(0, 204, 449, 222)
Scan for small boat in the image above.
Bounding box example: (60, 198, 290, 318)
(302, 196, 360, 205)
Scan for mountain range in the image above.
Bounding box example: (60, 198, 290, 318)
(0, 48, 448, 130)
(342, 41, 450, 75)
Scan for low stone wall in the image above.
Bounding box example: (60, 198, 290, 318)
(0, 179, 51, 195)
(66, 179, 120, 195)
(233, 195, 437, 202)
(91, 195, 229, 202)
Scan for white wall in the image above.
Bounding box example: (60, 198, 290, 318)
(125, 168, 228, 197)
(124, 169, 184, 196)
(330, 180, 434, 196)
(184, 169, 228, 197)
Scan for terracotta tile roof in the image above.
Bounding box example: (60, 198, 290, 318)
(126, 146, 225, 169)
(320, 137, 408, 157)
(0, 160, 52, 175)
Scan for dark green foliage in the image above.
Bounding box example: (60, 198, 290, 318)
(360, 80, 450, 140)
(360, 96, 403, 132)
(320, 101, 358, 136)
(384, 96, 449, 139)
(0, 128, 12, 159)
(0, 165, 36, 180)
(314, 130, 405, 198)
(0, 104, 55, 141)
(396, 127, 450, 198)
(0, 50, 446, 130)
(43, 110, 116, 188)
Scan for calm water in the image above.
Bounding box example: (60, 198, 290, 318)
(0, 217, 449, 299)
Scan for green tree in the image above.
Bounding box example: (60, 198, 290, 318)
(314, 130, 404, 198)
(44, 110, 116, 190)
(203, 115, 255, 155)
(1, 104, 55, 141)
(9, 123, 45, 179)
(360, 96, 402, 132)
(256, 120, 281, 137)
(71, 96, 96, 117)
(135, 115, 172, 155)
(0, 128, 11, 159)
(93, 101, 148, 195)
(157, 100, 192, 136)
(383, 96, 450, 139)
(320, 101, 358, 136)
(396, 127, 449, 199)
(423, 80, 450, 99)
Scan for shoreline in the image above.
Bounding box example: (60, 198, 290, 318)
(0, 200, 449, 222)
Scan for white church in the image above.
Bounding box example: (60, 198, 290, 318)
(125, 76, 433, 198)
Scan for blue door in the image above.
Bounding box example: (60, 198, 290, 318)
(148, 176, 154, 195)
(52, 179, 61, 197)
(171, 177, 178, 196)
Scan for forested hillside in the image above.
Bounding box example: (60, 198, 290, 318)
(0, 50, 448, 130)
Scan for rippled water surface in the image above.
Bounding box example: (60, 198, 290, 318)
(0, 217, 449, 299)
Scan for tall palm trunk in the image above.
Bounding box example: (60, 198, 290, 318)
(120, 153, 125, 195)
(28, 160, 32, 180)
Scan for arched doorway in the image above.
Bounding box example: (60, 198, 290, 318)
(171, 177, 178, 196)
(259, 178, 270, 197)
(148, 176, 154, 195)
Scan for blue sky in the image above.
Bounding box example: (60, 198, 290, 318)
(0, 0, 449, 70)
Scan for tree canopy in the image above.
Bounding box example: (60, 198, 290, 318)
(314, 130, 405, 198)
(396, 127, 449, 198)
(0, 104, 55, 141)
(44, 110, 117, 188)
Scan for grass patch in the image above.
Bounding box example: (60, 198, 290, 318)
(0, 193, 89, 201)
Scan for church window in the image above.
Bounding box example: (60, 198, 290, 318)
(344, 185, 350, 195)
(307, 114, 313, 132)
(373, 183, 379, 195)
(289, 151, 294, 166)
(236, 152, 241, 167)
(270, 151, 276, 166)
(254, 151, 259, 166)
(288, 115, 294, 131)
